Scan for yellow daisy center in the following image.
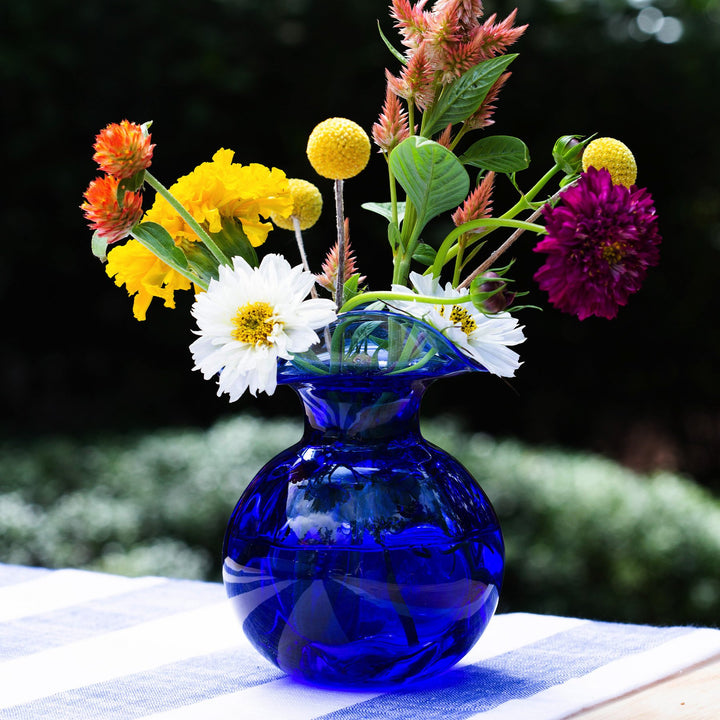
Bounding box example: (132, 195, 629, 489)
(306, 118, 371, 180)
(231, 301, 278, 346)
(440, 304, 477, 335)
(582, 137, 637, 187)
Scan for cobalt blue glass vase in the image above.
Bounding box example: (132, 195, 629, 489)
(222, 311, 504, 686)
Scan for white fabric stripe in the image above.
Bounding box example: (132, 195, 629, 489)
(458, 612, 586, 665)
(138, 677, 381, 720)
(0, 601, 242, 708)
(0, 568, 166, 623)
(468, 628, 720, 720)
(133, 613, 586, 720)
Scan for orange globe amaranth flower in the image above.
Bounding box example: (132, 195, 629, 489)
(93, 120, 155, 180)
(81, 175, 144, 245)
(306, 118, 371, 180)
(582, 137, 637, 187)
(271, 179, 323, 231)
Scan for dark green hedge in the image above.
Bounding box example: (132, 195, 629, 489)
(2, 416, 718, 626)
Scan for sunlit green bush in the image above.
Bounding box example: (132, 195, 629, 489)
(1, 416, 718, 626)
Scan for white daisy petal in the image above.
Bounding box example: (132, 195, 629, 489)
(190, 254, 336, 400)
(388, 273, 525, 377)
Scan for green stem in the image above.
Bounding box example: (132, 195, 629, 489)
(430, 217, 545, 278)
(499, 163, 562, 221)
(144, 171, 232, 268)
(339, 289, 480, 314)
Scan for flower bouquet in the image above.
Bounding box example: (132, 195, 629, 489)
(81, 0, 661, 687)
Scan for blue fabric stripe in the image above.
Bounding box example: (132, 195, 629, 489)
(0, 563, 53, 587)
(0, 648, 284, 720)
(1, 578, 225, 661)
(314, 621, 693, 720)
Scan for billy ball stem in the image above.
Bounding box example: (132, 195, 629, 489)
(291, 216, 318, 299)
(334, 179, 346, 311)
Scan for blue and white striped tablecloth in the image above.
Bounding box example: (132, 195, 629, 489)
(1, 563, 719, 719)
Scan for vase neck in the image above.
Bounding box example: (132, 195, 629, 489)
(293, 378, 431, 442)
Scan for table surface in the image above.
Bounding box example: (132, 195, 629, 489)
(1, 564, 719, 720)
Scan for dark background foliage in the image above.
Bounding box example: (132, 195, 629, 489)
(2, 0, 720, 488)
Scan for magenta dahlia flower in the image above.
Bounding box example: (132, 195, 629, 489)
(533, 167, 661, 320)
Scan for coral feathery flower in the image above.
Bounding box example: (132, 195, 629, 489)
(391, 0, 432, 49)
(190, 254, 337, 400)
(474, 11, 527, 60)
(81, 175, 143, 245)
(144, 149, 291, 248)
(386, 43, 436, 109)
(534, 167, 661, 320)
(105, 239, 192, 321)
(92, 120, 154, 180)
(316, 234, 364, 293)
(372, 87, 411, 153)
(452, 171, 495, 230)
(306, 118, 371, 180)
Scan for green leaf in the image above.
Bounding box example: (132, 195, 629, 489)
(389, 136, 469, 238)
(132, 222, 189, 270)
(362, 201, 406, 222)
(412, 242, 437, 266)
(210, 218, 258, 267)
(377, 20, 406, 66)
(388, 221, 402, 252)
(422, 54, 517, 137)
(460, 135, 530, 173)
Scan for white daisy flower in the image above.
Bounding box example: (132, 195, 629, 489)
(390, 271, 525, 377)
(190, 254, 336, 400)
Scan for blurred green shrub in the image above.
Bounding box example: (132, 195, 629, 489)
(1, 416, 718, 626)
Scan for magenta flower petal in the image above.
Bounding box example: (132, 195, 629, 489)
(533, 167, 661, 320)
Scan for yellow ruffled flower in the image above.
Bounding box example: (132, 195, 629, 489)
(271, 179, 323, 230)
(106, 239, 192, 321)
(582, 137, 637, 187)
(306, 118, 370, 180)
(144, 149, 292, 247)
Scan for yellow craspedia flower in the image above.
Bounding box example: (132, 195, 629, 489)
(306, 118, 370, 180)
(144, 149, 292, 247)
(582, 137, 637, 187)
(271, 178, 323, 230)
(106, 239, 192, 321)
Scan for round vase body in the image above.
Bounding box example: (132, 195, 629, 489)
(222, 312, 504, 686)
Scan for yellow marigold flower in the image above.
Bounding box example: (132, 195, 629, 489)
(582, 137, 637, 187)
(144, 149, 292, 248)
(271, 179, 323, 230)
(106, 239, 192, 321)
(306, 118, 371, 180)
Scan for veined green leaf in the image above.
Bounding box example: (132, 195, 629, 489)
(133, 222, 189, 270)
(389, 136, 469, 238)
(422, 54, 517, 137)
(210, 218, 258, 267)
(362, 201, 406, 223)
(460, 135, 530, 173)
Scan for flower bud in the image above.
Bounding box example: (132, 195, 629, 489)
(552, 135, 585, 176)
